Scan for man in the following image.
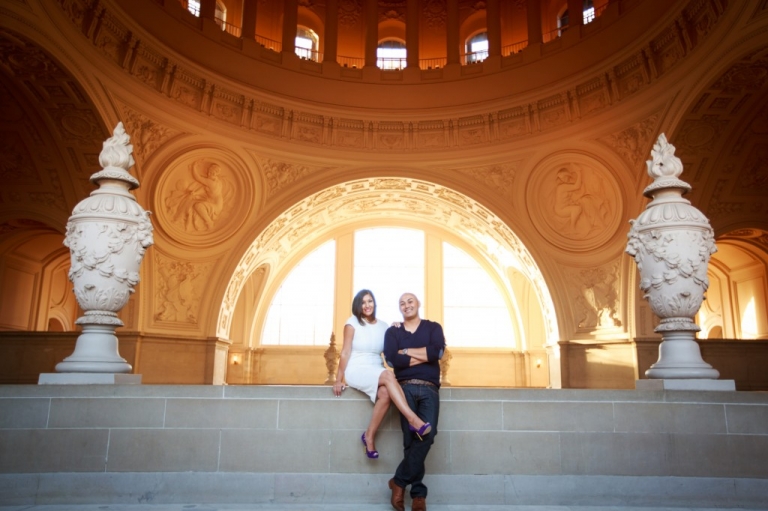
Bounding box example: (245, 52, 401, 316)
(383, 292, 446, 511)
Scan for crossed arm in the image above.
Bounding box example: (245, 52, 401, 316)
(398, 347, 428, 366)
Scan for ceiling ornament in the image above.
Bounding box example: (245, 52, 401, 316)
(423, 0, 446, 29)
(44, 0, 730, 155)
(217, 178, 559, 347)
(118, 105, 182, 170)
(598, 113, 660, 174)
(338, 0, 361, 27)
(453, 162, 519, 199)
(0, 131, 37, 184)
(257, 157, 330, 197)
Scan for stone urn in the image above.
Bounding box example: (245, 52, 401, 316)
(626, 134, 719, 379)
(56, 122, 154, 373)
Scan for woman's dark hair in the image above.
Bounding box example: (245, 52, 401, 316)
(352, 289, 376, 325)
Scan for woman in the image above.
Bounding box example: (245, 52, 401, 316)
(332, 289, 432, 459)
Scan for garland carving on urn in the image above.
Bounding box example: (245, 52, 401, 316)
(626, 133, 719, 379)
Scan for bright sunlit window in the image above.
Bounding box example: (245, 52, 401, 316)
(443, 242, 515, 348)
(583, 0, 596, 24)
(262, 240, 335, 345)
(261, 228, 519, 347)
(296, 27, 319, 61)
(187, 0, 226, 21)
(377, 40, 407, 70)
(353, 228, 425, 324)
(466, 32, 488, 63)
(741, 297, 758, 339)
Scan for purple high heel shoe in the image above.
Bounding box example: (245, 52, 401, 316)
(361, 432, 379, 459)
(409, 422, 432, 440)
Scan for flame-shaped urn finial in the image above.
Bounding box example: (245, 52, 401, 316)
(626, 134, 719, 379)
(56, 122, 154, 374)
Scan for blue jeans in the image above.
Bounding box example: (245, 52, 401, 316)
(393, 383, 440, 498)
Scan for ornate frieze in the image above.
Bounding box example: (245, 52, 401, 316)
(47, 0, 729, 154)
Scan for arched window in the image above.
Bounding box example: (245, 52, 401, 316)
(353, 228, 425, 324)
(262, 240, 336, 345)
(260, 227, 517, 348)
(442, 242, 515, 347)
(465, 32, 489, 64)
(377, 40, 407, 70)
(559, 0, 597, 30)
(296, 27, 320, 61)
(186, 1, 226, 21)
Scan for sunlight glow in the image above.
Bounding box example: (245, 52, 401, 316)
(353, 228, 424, 324)
(741, 297, 758, 339)
(443, 242, 515, 348)
(262, 240, 335, 345)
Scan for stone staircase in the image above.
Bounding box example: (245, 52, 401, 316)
(1, 385, 767, 508)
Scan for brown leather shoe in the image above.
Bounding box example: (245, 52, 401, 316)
(411, 496, 427, 511)
(388, 478, 405, 511)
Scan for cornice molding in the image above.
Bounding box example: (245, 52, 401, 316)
(46, 0, 732, 154)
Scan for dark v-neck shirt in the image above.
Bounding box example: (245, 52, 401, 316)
(383, 319, 446, 387)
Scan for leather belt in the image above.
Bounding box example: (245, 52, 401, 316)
(399, 378, 437, 387)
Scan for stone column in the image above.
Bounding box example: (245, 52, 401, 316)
(241, 0, 257, 39)
(364, 0, 378, 68)
(526, 0, 543, 45)
(282, 0, 299, 57)
(567, 0, 582, 28)
(627, 134, 733, 391)
(487, 0, 502, 57)
(447, 0, 460, 65)
(406, 0, 419, 68)
(39, 123, 153, 385)
(200, 0, 216, 19)
(324, 0, 339, 63)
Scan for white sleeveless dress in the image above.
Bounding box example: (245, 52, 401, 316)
(344, 315, 389, 402)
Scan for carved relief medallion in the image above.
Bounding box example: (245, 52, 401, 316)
(527, 154, 622, 251)
(154, 149, 255, 247)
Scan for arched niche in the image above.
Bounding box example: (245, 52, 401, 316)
(218, 178, 559, 351)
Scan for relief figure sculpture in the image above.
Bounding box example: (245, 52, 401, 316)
(165, 160, 232, 232)
(552, 165, 611, 238)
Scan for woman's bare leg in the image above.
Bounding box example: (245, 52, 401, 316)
(365, 385, 390, 451)
(377, 370, 427, 429)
